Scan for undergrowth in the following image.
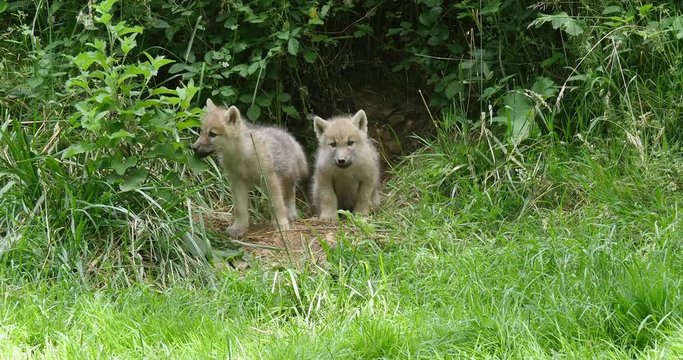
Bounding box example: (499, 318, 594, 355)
(0, 129, 681, 357)
(1, 0, 683, 357)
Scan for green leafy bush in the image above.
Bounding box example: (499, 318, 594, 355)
(64, 0, 200, 194)
(138, 0, 339, 122)
(1, 0, 209, 281)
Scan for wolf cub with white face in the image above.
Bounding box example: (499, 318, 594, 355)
(311, 110, 380, 222)
(192, 99, 308, 237)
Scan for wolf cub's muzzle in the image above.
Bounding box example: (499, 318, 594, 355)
(335, 158, 352, 168)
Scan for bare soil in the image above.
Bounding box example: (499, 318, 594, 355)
(200, 211, 354, 270)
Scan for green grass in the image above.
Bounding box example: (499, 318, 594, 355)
(1, 136, 682, 358)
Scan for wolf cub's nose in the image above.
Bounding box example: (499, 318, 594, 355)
(191, 143, 212, 159)
(335, 158, 351, 168)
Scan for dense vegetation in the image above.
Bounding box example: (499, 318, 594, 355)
(1, 0, 682, 357)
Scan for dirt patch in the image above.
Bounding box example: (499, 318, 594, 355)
(234, 219, 338, 269)
(200, 211, 351, 270)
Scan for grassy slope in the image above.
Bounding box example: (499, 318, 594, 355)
(1, 139, 682, 359)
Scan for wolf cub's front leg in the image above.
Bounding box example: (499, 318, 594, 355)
(317, 176, 339, 222)
(227, 178, 250, 238)
(354, 180, 376, 214)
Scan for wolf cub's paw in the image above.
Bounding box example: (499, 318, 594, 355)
(226, 224, 248, 238)
(354, 207, 370, 215)
(287, 209, 298, 222)
(272, 218, 290, 231)
(318, 214, 338, 223)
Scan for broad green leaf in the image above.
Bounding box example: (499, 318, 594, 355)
(444, 80, 463, 99)
(148, 143, 179, 158)
(282, 105, 298, 118)
(531, 76, 557, 98)
(97, 13, 112, 25)
(153, 19, 170, 28)
(550, 13, 584, 36)
(168, 63, 186, 74)
(95, 0, 116, 15)
(255, 95, 271, 107)
(177, 119, 201, 131)
(73, 52, 98, 71)
(144, 53, 174, 71)
(178, 81, 200, 110)
(246, 14, 266, 24)
(94, 92, 112, 104)
(62, 142, 97, 158)
(481, 1, 500, 16)
(530, 12, 585, 36)
(65, 78, 89, 90)
(247, 104, 261, 120)
(82, 110, 109, 131)
(107, 130, 135, 139)
(562, 20, 584, 36)
(187, 155, 209, 171)
(113, 22, 143, 37)
(232, 64, 249, 77)
(161, 95, 181, 105)
(120, 35, 137, 55)
(278, 92, 292, 103)
(303, 51, 317, 63)
(239, 94, 253, 103)
(602, 6, 623, 15)
(120, 168, 147, 192)
(27, 77, 43, 89)
(673, 16, 683, 39)
(247, 61, 260, 75)
(151, 87, 178, 96)
(639, 4, 653, 17)
(418, 6, 442, 26)
(150, 115, 175, 132)
(276, 31, 290, 40)
(0, 1, 8, 13)
(111, 155, 138, 175)
(492, 92, 536, 145)
(87, 39, 107, 53)
(287, 38, 300, 56)
(481, 85, 502, 100)
(220, 86, 236, 98)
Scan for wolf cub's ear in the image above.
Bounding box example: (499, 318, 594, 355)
(225, 106, 242, 126)
(351, 110, 368, 133)
(313, 116, 328, 139)
(206, 98, 217, 110)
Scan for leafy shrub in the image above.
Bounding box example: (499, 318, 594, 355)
(132, 0, 340, 123)
(1, 0, 210, 281)
(64, 0, 200, 195)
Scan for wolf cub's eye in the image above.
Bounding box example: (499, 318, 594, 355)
(208, 131, 217, 138)
(330, 142, 337, 148)
(347, 140, 355, 146)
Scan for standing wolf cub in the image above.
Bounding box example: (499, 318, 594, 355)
(312, 109, 381, 222)
(192, 99, 308, 237)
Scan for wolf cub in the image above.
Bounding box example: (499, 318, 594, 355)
(312, 109, 380, 222)
(192, 99, 308, 237)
